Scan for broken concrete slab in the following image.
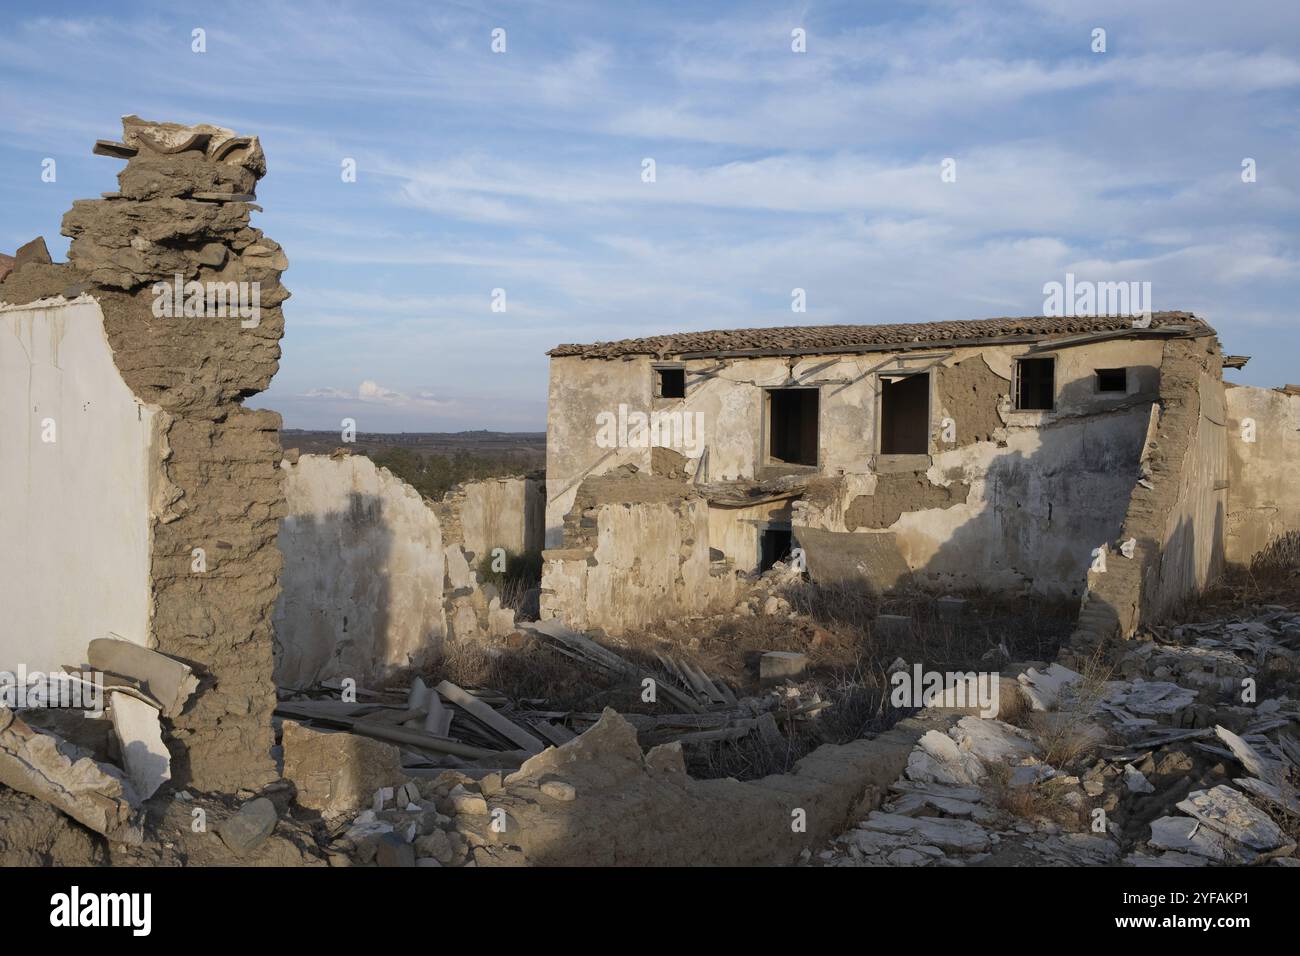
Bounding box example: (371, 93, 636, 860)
(1148, 815, 1236, 862)
(1123, 763, 1155, 794)
(1214, 724, 1281, 779)
(108, 691, 170, 801)
(905, 730, 985, 786)
(1176, 785, 1288, 852)
(950, 716, 1038, 763)
(0, 706, 143, 844)
(87, 637, 198, 719)
(860, 811, 990, 853)
(281, 720, 408, 820)
(1016, 663, 1081, 711)
(1103, 679, 1198, 718)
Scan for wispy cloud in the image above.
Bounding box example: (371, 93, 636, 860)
(1, 0, 1297, 429)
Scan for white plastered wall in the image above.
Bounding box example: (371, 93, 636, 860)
(0, 298, 156, 671)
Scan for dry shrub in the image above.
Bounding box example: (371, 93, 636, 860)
(1031, 642, 1114, 770)
(426, 638, 644, 714)
(985, 762, 1089, 829)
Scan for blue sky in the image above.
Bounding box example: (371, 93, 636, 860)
(2, 0, 1297, 431)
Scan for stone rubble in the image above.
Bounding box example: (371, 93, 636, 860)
(808, 603, 1299, 868)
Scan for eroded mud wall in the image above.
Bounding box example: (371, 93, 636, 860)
(1069, 337, 1227, 655)
(276, 456, 541, 686)
(540, 486, 742, 634)
(546, 338, 1167, 603)
(0, 117, 288, 792)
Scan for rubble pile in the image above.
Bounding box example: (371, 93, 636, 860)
(810, 603, 1300, 868)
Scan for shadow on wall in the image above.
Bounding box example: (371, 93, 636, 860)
(274, 492, 413, 689)
(813, 405, 1153, 599)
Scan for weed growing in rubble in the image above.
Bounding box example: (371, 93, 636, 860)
(1030, 642, 1115, 770)
(985, 762, 1090, 830)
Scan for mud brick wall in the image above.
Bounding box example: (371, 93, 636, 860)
(0, 117, 289, 792)
(1068, 336, 1225, 659)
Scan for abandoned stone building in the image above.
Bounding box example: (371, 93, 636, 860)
(542, 315, 1298, 643)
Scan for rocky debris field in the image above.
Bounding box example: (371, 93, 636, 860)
(809, 603, 1300, 868)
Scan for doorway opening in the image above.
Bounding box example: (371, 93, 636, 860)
(760, 527, 793, 572)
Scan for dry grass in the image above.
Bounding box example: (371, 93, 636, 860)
(1026, 641, 1115, 770)
(427, 637, 646, 714)
(1182, 531, 1300, 616)
(412, 582, 1081, 782)
(985, 762, 1090, 829)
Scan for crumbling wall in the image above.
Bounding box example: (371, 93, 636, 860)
(0, 117, 288, 792)
(470, 707, 934, 866)
(274, 454, 448, 689)
(443, 476, 544, 561)
(1070, 337, 1227, 653)
(540, 483, 743, 634)
(276, 455, 534, 687)
(1224, 385, 1300, 564)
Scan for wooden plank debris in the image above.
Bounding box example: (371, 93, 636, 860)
(274, 701, 501, 761)
(434, 681, 545, 755)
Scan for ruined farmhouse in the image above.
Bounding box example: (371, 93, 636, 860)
(542, 315, 1297, 654)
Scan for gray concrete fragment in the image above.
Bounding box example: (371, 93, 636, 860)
(1176, 785, 1287, 852)
(88, 637, 198, 719)
(860, 811, 990, 853)
(1123, 763, 1155, 794)
(1214, 725, 1280, 779)
(1016, 663, 1081, 711)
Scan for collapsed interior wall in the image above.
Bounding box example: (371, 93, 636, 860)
(449, 477, 545, 560)
(1224, 385, 1300, 563)
(539, 479, 743, 634)
(275, 454, 544, 687)
(0, 116, 288, 792)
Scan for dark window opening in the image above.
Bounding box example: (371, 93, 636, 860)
(656, 367, 686, 399)
(760, 527, 793, 572)
(767, 388, 819, 465)
(1096, 367, 1127, 393)
(1016, 357, 1055, 410)
(880, 373, 930, 455)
